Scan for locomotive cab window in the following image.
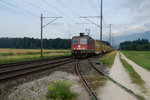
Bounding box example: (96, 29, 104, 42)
(72, 38, 78, 44)
(80, 38, 88, 44)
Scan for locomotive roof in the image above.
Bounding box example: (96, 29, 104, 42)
(72, 35, 93, 39)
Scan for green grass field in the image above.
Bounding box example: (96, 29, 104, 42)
(100, 51, 117, 68)
(0, 49, 71, 64)
(121, 51, 150, 71)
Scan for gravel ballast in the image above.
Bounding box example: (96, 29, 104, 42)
(9, 71, 90, 100)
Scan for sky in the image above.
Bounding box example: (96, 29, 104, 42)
(0, 0, 150, 41)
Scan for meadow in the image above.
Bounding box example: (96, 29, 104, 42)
(0, 49, 71, 64)
(121, 51, 150, 71)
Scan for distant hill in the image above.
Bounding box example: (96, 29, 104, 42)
(113, 31, 150, 48)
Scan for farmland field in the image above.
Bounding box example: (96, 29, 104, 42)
(121, 51, 150, 71)
(0, 49, 71, 64)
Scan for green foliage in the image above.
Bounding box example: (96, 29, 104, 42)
(0, 37, 71, 49)
(30, 86, 35, 91)
(46, 80, 76, 100)
(96, 40, 111, 46)
(85, 75, 106, 90)
(100, 51, 117, 68)
(119, 39, 150, 51)
(122, 51, 150, 71)
(0, 89, 8, 100)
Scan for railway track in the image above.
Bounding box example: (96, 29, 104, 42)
(0, 56, 74, 83)
(75, 59, 100, 100)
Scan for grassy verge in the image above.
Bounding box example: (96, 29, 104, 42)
(0, 88, 8, 100)
(100, 51, 117, 68)
(84, 75, 106, 90)
(0, 49, 71, 64)
(119, 54, 146, 92)
(122, 51, 150, 71)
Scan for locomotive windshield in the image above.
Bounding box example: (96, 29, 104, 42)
(72, 38, 78, 44)
(80, 38, 88, 44)
(72, 37, 88, 44)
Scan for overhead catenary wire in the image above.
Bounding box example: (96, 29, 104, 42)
(41, 0, 74, 23)
(1, 0, 69, 39)
(55, 0, 100, 32)
(56, 0, 79, 16)
(87, 0, 98, 14)
(91, 0, 99, 9)
(41, 0, 83, 33)
(54, 0, 87, 30)
(22, 0, 54, 15)
(0, 0, 39, 17)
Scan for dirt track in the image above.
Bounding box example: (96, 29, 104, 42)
(121, 52, 150, 99)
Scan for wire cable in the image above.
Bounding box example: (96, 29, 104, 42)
(87, 0, 98, 14)
(0, 0, 39, 17)
(41, 0, 74, 23)
(22, 0, 54, 15)
(55, 0, 86, 29)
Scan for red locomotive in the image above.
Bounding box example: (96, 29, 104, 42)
(71, 33, 95, 57)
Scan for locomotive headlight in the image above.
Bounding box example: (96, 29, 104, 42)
(78, 45, 81, 48)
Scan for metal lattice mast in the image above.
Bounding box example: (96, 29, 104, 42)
(100, 0, 103, 58)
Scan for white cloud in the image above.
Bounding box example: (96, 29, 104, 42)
(111, 0, 150, 36)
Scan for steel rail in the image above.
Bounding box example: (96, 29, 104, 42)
(0, 58, 72, 75)
(75, 60, 100, 100)
(88, 58, 142, 100)
(0, 58, 74, 83)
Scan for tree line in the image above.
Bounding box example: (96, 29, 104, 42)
(119, 39, 150, 51)
(0, 37, 71, 49)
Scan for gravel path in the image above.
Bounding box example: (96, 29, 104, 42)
(9, 71, 90, 100)
(121, 52, 150, 99)
(97, 52, 140, 100)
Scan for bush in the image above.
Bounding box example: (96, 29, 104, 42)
(46, 80, 76, 100)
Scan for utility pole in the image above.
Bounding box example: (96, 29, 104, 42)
(40, 13, 62, 58)
(100, 0, 103, 58)
(109, 24, 111, 46)
(112, 33, 115, 50)
(41, 14, 43, 59)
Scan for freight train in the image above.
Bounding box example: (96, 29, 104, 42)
(71, 33, 113, 57)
